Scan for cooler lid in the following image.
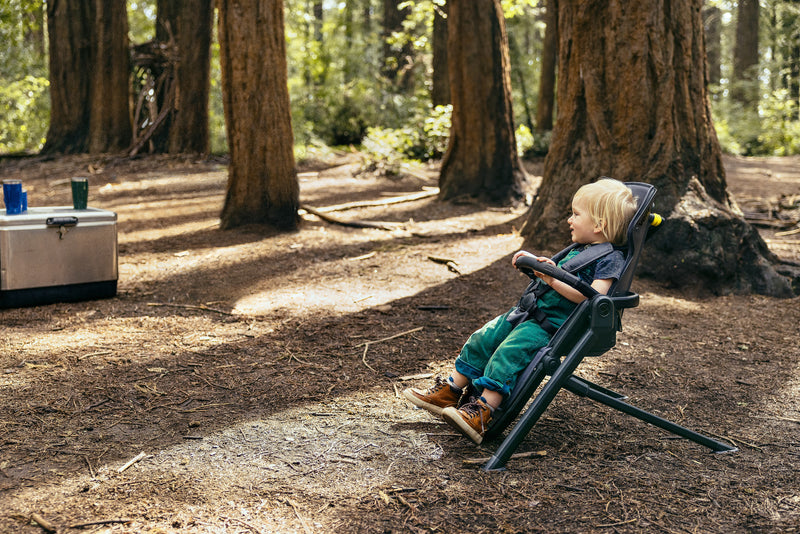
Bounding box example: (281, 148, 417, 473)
(0, 206, 117, 227)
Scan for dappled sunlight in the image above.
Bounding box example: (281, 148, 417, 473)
(1, 389, 443, 532)
(233, 231, 522, 316)
(119, 216, 220, 245)
(635, 290, 708, 313)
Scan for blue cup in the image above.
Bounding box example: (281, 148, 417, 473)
(22, 190, 27, 212)
(2, 180, 23, 215)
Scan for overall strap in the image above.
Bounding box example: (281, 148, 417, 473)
(559, 242, 614, 273)
(532, 242, 614, 298)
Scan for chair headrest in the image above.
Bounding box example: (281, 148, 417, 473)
(610, 182, 658, 296)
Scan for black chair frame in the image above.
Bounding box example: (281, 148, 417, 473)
(481, 182, 736, 471)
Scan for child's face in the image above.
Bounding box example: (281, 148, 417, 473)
(568, 199, 605, 244)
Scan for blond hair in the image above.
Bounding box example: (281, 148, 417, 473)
(573, 178, 637, 245)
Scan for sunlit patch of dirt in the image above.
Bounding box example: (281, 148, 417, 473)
(0, 153, 798, 533)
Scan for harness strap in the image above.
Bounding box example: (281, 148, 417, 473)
(530, 305, 558, 335)
(533, 242, 614, 297)
(512, 242, 616, 332)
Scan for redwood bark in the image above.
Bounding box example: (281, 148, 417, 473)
(438, 0, 527, 205)
(218, 0, 299, 231)
(520, 0, 792, 296)
(732, 0, 760, 105)
(88, 0, 131, 153)
(431, 2, 450, 107)
(42, 0, 94, 154)
(169, 0, 213, 153)
(535, 0, 557, 132)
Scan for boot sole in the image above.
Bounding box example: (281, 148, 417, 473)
(442, 406, 484, 445)
(402, 388, 451, 416)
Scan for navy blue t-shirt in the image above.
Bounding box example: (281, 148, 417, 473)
(510, 244, 626, 328)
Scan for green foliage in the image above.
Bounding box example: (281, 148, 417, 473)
(0, 75, 49, 153)
(127, 0, 156, 43)
(516, 124, 552, 158)
(360, 104, 451, 172)
(706, 0, 800, 155)
(758, 89, 800, 156)
(208, 38, 227, 154)
(0, 0, 47, 153)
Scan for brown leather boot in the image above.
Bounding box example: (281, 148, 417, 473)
(442, 397, 494, 445)
(403, 376, 462, 415)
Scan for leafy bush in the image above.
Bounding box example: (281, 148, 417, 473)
(519, 126, 551, 158)
(758, 89, 800, 156)
(360, 104, 451, 173)
(0, 76, 49, 154)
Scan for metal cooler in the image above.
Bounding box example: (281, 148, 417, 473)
(0, 207, 118, 308)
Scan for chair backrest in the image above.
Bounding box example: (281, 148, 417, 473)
(609, 182, 658, 297)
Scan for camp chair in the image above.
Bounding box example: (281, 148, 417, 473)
(481, 182, 736, 471)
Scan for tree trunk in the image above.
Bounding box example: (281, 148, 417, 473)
(41, 0, 94, 154)
(88, 0, 131, 153)
(732, 0, 759, 106)
(703, 5, 721, 87)
(168, 0, 213, 154)
(218, 0, 299, 231)
(431, 1, 450, 107)
(150, 0, 212, 154)
(535, 0, 557, 132)
(520, 0, 793, 297)
(438, 0, 527, 205)
(382, 0, 414, 91)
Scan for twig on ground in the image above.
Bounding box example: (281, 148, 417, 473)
(147, 302, 233, 316)
(223, 516, 264, 534)
(68, 518, 133, 529)
(30, 513, 56, 533)
(361, 344, 376, 371)
(398, 372, 434, 381)
(462, 450, 547, 467)
(357, 327, 424, 372)
(117, 451, 147, 473)
(84, 455, 95, 478)
(282, 498, 312, 534)
(354, 327, 424, 348)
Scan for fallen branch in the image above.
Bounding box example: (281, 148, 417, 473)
(462, 450, 547, 467)
(427, 255, 461, 274)
(775, 225, 800, 236)
(306, 188, 438, 213)
(300, 205, 402, 231)
(117, 451, 147, 473)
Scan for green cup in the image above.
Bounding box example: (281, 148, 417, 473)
(71, 177, 89, 210)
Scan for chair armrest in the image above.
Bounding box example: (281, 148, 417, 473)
(515, 255, 599, 299)
(611, 292, 639, 309)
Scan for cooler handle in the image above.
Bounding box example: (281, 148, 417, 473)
(46, 217, 79, 228)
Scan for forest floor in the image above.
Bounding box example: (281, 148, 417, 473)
(0, 152, 799, 534)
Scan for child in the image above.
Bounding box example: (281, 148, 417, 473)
(403, 178, 638, 444)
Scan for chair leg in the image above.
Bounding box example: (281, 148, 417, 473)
(563, 376, 737, 453)
(483, 332, 596, 471)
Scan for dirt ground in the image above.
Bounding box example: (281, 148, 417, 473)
(1, 152, 799, 534)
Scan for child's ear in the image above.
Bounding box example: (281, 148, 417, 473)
(594, 219, 605, 233)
